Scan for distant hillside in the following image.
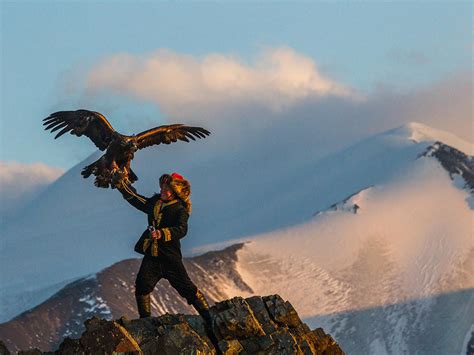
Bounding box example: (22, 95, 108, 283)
(0, 244, 251, 352)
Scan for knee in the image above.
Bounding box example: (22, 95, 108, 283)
(135, 275, 155, 296)
(174, 282, 198, 305)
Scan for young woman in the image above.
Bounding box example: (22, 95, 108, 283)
(116, 173, 212, 329)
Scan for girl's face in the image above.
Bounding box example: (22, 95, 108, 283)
(160, 183, 175, 201)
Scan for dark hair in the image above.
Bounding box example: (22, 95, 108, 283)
(159, 174, 172, 186)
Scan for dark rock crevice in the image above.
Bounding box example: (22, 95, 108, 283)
(420, 141, 474, 190)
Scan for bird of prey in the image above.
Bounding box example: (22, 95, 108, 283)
(43, 110, 210, 188)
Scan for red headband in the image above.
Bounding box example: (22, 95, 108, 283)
(171, 172, 184, 180)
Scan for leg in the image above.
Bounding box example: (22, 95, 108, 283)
(135, 257, 163, 318)
(163, 259, 219, 347)
(192, 289, 220, 351)
(162, 260, 212, 321)
(162, 259, 199, 305)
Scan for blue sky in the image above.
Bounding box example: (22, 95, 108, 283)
(1, 1, 471, 170)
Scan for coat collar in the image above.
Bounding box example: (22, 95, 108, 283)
(162, 199, 179, 208)
(153, 194, 179, 208)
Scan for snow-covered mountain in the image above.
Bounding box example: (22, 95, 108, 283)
(0, 121, 472, 353)
(233, 150, 473, 354)
(194, 123, 474, 354)
(1, 121, 472, 348)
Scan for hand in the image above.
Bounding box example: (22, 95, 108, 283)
(150, 229, 161, 240)
(111, 171, 123, 188)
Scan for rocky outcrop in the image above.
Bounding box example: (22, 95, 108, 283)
(421, 141, 474, 189)
(0, 340, 10, 355)
(4, 295, 344, 354)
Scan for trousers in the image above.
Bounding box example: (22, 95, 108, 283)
(135, 255, 198, 305)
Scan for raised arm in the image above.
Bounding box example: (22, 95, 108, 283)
(117, 180, 151, 213)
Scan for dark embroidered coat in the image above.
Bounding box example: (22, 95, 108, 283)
(118, 182, 189, 261)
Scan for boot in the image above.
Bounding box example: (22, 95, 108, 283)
(192, 289, 220, 352)
(193, 289, 212, 324)
(135, 293, 151, 318)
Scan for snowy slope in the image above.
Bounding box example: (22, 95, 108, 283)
(185, 122, 472, 354)
(231, 144, 473, 353)
(234, 174, 472, 351)
(0, 122, 472, 325)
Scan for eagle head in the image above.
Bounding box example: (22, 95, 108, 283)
(121, 139, 138, 153)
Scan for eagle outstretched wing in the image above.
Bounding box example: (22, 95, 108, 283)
(135, 124, 211, 150)
(43, 110, 116, 151)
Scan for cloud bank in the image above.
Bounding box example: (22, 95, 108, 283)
(81, 47, 472, 145)
(86, 47, 354, 116)
(0, 162, 63, 221)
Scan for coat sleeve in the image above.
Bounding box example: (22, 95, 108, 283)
(117, 180, 151, 213)
(159, 205, 189, 242)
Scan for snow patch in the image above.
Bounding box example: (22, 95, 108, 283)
(78, 294, 112, 319)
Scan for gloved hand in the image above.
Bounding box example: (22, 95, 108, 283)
(111, 171, 123, 188)
(148, 227, 161, 240)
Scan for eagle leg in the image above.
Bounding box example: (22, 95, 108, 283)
(110, 168, 130, 189)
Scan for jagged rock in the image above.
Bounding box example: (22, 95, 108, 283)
(312, 328, 343, 354)
(125, 314, 215, 354)
(422, 141, 474, 188)
(263, 294, 302, 328)
(17, 350, 43, 355)
(213, 296, 266, 340)
(246, 296, 278, 335)
(58, 316, 141, 354)
(12, 295, 344, 354)
(144, 321, 214, 354)
(55, 337, 83, 355)
(218, 339, 244, 354)
(0, 340, 10, 355)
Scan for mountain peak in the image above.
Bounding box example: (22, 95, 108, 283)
(404, 121, 435, 136)
(388, 121, 473, 155)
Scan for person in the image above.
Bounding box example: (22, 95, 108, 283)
(115, 172, 213, 329)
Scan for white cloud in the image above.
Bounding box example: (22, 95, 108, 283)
(0, 161, 63, 220)
(68, 47, 472, 149)
(85, 47, 354, 116)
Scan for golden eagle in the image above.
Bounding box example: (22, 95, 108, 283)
(43, 110, 210, 188)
